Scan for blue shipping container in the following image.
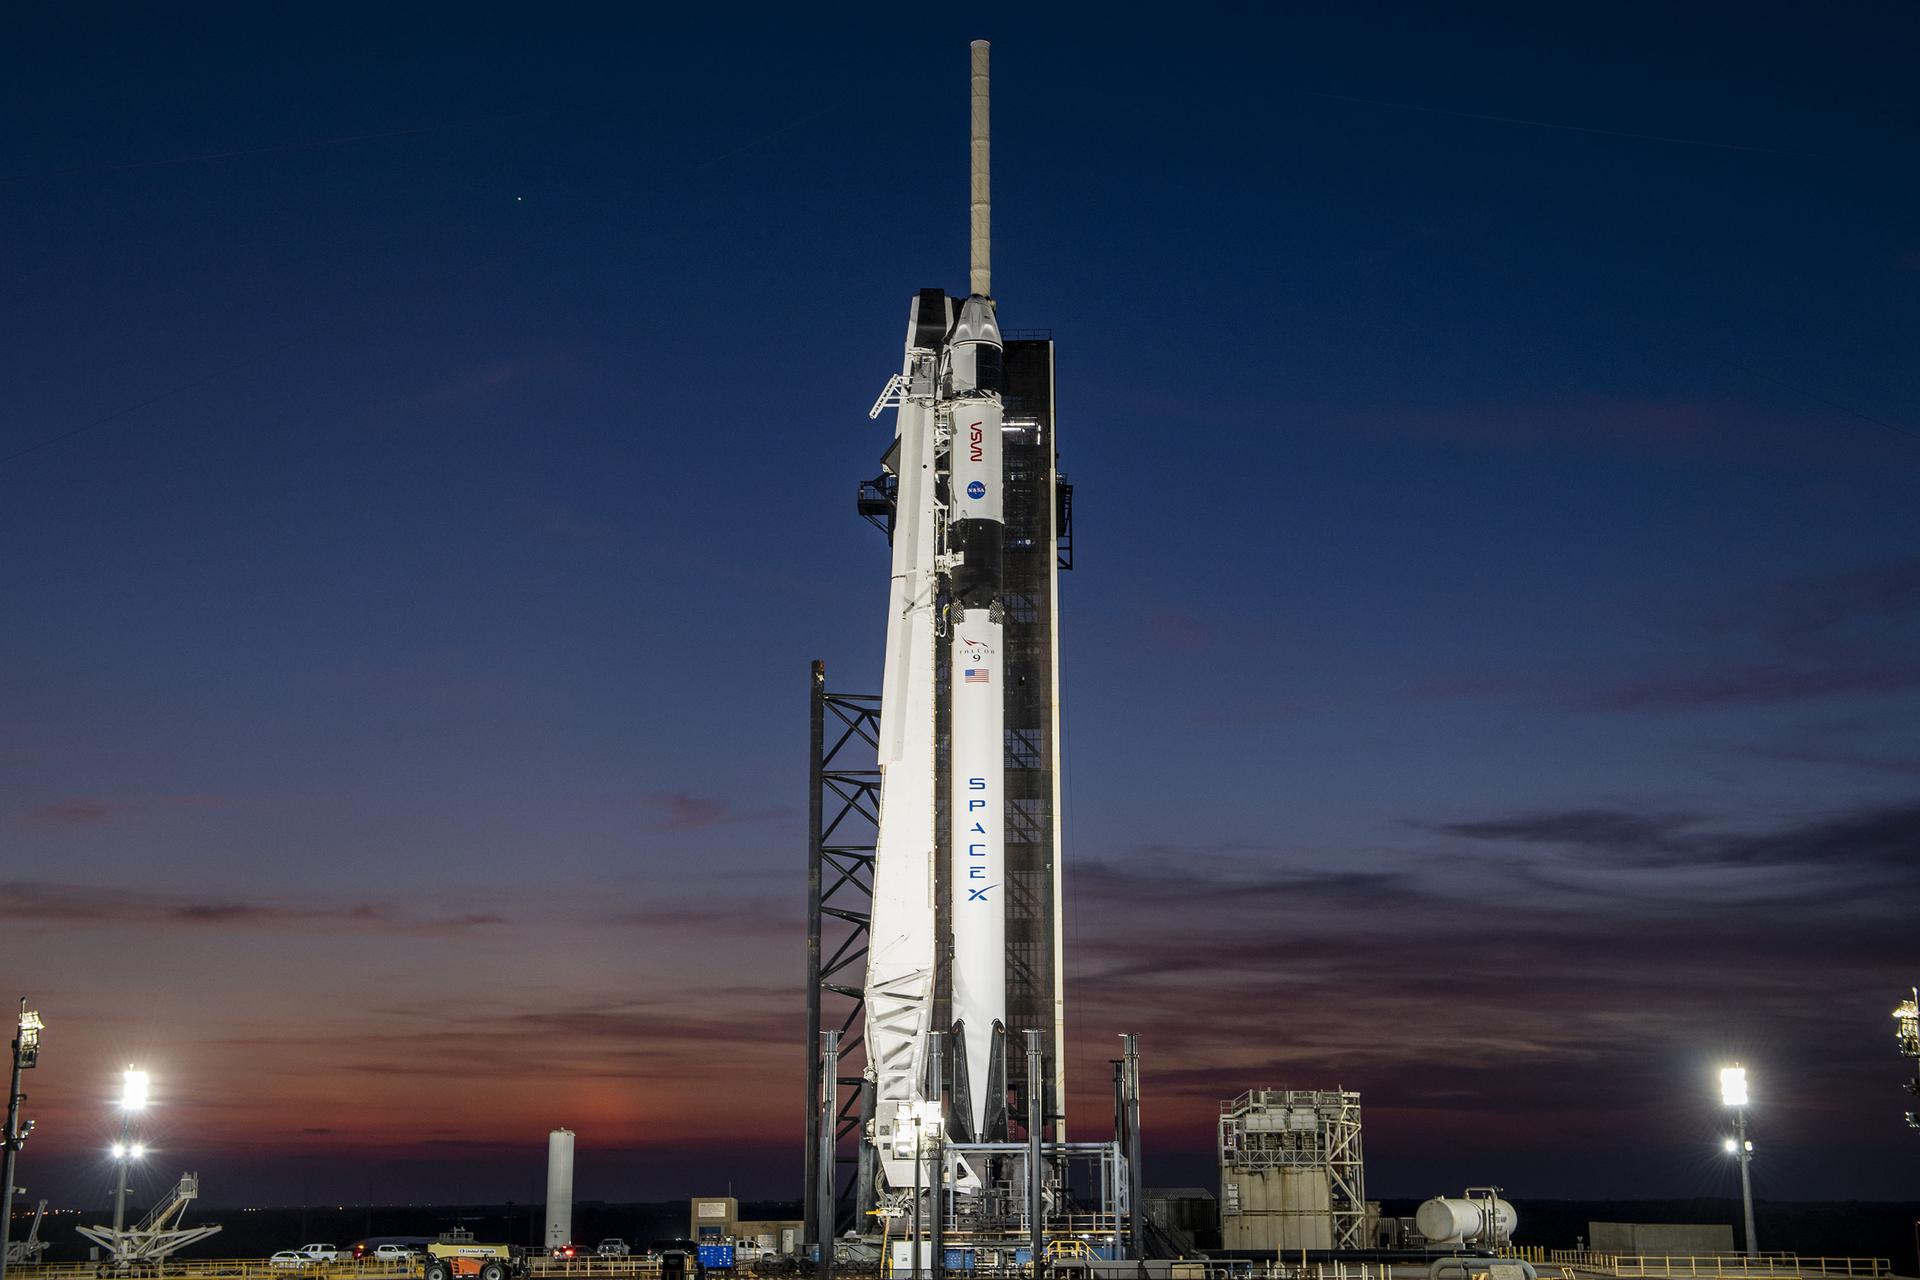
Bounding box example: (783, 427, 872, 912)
(698, 1246, 736, 1270)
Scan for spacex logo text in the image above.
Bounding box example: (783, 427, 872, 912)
(965, 775, 993, 901)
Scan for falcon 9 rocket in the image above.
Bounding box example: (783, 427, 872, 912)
(861, 39, 1021, 1198)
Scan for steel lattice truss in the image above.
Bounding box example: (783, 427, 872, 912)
(805, 664, 881, 1242)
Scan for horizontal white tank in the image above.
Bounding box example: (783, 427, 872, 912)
(1416, 1196, 1516, 1246)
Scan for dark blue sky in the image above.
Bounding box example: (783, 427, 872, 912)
(3, 3, 1917, 1210)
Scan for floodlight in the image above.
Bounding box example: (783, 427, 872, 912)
(1723, 1138, 1737, 1153)
(1720, 1065, 1748, 1107)
(15, 1005, 42, 1068)
(111, 1143, 127, 1159)
(129, 1144, 146, 1159)
(1895, 990, 1919, 1057)
(121, 1068, 150, 1111)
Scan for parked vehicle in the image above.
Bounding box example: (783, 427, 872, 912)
(376, 1245, 419, 1260)
(271, 1253, 310, 1269)
(648, 1240, 706, 1280)
(297, 1245, 343, 1263)
(423, 1230, 528, 1280)
(595, 1241, 630, 1258)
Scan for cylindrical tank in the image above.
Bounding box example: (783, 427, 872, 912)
(1415, 1197, 1516, 1246)
(545, 1128, 575, 1248)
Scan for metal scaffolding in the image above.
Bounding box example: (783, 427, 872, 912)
(1218, 1089, 1367, 1251)
(804, 662, 880, 1245)
(77, 1173, 222, 1274)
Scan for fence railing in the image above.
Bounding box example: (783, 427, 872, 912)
(1545, 1255, 1890, 1280)
(12, 1259, 683, 1280)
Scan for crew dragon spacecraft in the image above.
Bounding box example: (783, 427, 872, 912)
(859, 40, 1069, 1205)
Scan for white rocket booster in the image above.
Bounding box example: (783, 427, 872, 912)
(945, 289, 1006, 1142)
(862, 291, 946, 1192)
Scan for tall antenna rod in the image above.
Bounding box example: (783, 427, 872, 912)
(969, 39, 991, 297)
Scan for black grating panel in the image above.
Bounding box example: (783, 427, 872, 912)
(999, 338, 1062, 1134)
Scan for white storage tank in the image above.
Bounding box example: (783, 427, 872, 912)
(545, 1128, 575, 1248)
(1415, 1195, 1516, 1247)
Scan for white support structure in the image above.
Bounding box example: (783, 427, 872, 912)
(4, 1201, 48, 1266)
(77, 1173, 222, 1272)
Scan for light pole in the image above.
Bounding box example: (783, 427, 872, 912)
(110, 1069, 150, 1253)
(905, 1100, 942, 1280)
(909, 1110, 922, 1280)
(0, 1001, 44, 1280)
(1721, 1065, 1757, 1257)
(1894, 989, 1919, 1128)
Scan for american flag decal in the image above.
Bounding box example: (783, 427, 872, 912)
(964, 668, 990, 684)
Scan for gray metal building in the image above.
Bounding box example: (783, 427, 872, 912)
(1218, 1089, 1367, 1252)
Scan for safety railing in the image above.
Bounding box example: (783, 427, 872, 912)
(12, 1259, 687, 1280)
(1545, 1255, 1890, 1280)
(13, 1263, 420, 1280)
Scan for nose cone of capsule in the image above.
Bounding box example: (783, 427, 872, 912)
(951, 294, 1002, 349)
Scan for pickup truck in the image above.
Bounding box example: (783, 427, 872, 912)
(296, 1245, 343, 1263)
